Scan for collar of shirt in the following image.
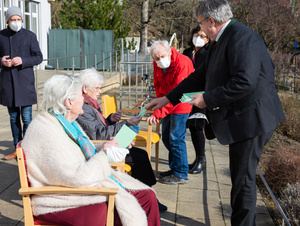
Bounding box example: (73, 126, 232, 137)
(216, 19, 231, 42)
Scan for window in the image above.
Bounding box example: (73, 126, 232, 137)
(0, 0, 39, 35)
(18, 0, 39, 37)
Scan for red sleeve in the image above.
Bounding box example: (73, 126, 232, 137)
(172, 56, 194, 90)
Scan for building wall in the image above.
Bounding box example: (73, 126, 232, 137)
(0, 0, 51, 69)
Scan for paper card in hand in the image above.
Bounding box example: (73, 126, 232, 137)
(113, 124, 137, 149)
(139, 103, 149, 117)
(180, 91, 205, 103)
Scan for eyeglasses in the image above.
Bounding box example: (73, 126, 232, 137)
(91, 86, 101, 92)
(198, 17, 208, 27)
(193, 34, 207, 39)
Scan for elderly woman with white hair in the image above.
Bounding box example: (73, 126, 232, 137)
(76, 68, 167, 212)
(21, 75, 160, 225)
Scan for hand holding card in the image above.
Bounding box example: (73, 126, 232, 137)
(180, 91, 205, 103)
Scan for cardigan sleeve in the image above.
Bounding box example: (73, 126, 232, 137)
(76, 104, 127, 140)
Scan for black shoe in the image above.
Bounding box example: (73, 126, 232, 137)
(159, 170, 173, 178)
(189, 156, 206, 174)
(157, 199, 167, 212)
(188, 159, 196, 170)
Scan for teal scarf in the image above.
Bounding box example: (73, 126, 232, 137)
(52, 111, 125, 189)
(52, 112, 97, 160)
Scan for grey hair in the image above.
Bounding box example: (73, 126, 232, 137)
(79, 68, 105, 89)
(195, 0, 233, 23)
(41, 75, 82, 115)
(150, 40, 171, 58)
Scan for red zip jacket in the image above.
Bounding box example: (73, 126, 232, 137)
(152, 47, 194, 119)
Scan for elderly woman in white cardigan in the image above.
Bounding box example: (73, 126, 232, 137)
(21, 75, 160, 226)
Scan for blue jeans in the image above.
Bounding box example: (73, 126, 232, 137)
(161, 113, 189, 179)
(7, 106, 32, 147)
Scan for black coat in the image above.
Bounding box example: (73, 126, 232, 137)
(0, 27, 43, 107)
(182, 45, 209, 69)
(167, 20, 285, 145)
(183, 45, 209, 115)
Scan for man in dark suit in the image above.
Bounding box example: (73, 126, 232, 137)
(146, 0, 285, 225)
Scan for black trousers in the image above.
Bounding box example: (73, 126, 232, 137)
(229, 130, 274, 226)
(126, 147, 156, 187)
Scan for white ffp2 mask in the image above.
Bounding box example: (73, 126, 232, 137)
(156, 57, 171, 69)
(9, 21, 22, 32)
(193, 37, 205, 47)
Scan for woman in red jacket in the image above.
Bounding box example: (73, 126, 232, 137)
(148, 40, 194, 184)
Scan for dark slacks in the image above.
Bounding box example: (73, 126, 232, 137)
(37, 189, 160, 226)
(126, 147, 157, 187)
(229, 130, 274, 226)
(189, 119, 206, 157)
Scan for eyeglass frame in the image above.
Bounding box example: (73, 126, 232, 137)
(198, 17, 208, 27)
(90, 86, 101, 92)
(193, 33, 208, 39)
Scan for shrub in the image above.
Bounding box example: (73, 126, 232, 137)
(278, 183, 300, 226)
(123, 74, 142, 86)
(264, 145, 300, 195)
(276, 93, 300, 142)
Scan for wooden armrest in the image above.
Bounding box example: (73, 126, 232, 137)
(91, 140, 108, 143)
(121, 110, 139, 114)
(121, 110, 154, 114)
(19, 186, 119, 195)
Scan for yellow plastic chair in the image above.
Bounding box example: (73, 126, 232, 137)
(16, 144, 118, 226)
(101, 92, 161, 172)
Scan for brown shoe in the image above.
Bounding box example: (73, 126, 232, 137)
(2, 151, 17, 160)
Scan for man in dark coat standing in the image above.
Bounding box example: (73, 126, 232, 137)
(0, 6, 43, 160)
(146, 0, 285, 225)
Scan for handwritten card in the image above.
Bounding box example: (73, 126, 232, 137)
(113, 124, 137, 148)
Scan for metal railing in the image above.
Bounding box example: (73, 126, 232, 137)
(118, 61, 154, 110)
(34, 50, 124, 111)
(257, 167, 291, 226)
(34, 49, 153, 111)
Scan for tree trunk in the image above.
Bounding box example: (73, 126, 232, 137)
(139, 0, 149, 53)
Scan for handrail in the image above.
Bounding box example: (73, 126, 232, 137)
(118, 61, 154, 110)
(119, 61, 152, 65)
(45, 50, 120, 62)
(256, 167, 291, 226)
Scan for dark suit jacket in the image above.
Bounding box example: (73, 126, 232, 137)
(0, 27, 43, 107)
(167, 19, 285, 145)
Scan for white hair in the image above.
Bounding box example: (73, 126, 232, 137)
(79, 68, 105, 89)
(41, 75, 82, 115)
(195, 0, 233, 23)
(150, 40, 171, 58)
